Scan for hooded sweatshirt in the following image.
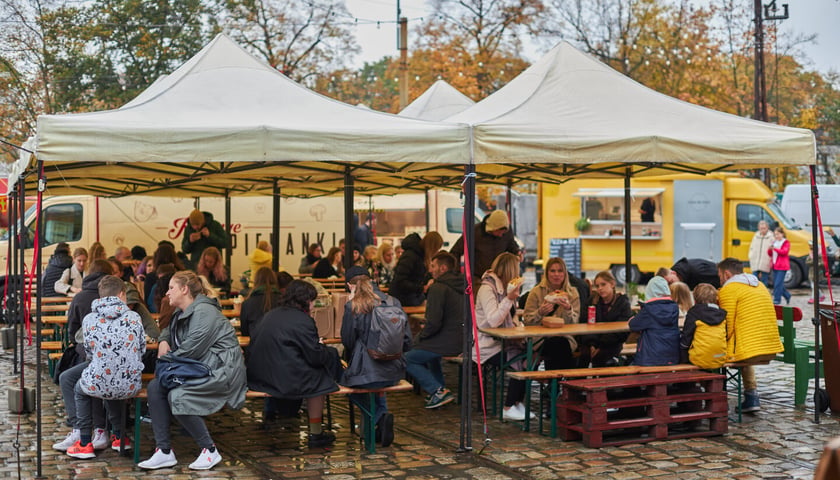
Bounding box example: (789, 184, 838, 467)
(680, 303, 727, 368)
(417, 270, 465, 355)
(79, 296, 146, 399)
(248, 248, 274, 285)
(389, 233, 427, 307)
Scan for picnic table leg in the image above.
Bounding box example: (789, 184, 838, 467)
(522, 339, 535, 432)
(366, 392, 376, 454)
(550, 379, 558, 438)
(498, 339, 506, 422)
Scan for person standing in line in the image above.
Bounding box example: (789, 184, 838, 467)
(749, 220, 774, 287)
(405, 252, 464, 409)
(138, 271, 246, 470)
(769, 227, 792, 305)
(182, 208, 228, 269)
(450, 210, 520, 283)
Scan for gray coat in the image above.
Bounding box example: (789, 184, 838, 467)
(159, 295, 247, 416)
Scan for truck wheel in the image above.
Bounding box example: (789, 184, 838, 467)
(610, 264, 640, 287)
(784, 261, 804, 289)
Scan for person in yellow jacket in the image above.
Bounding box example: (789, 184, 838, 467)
(717, 257, 784, 413)
(249, 241, 274, 286)
(680, 283, 727, 369)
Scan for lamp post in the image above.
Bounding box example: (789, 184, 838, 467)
(753, 0, 789, 187)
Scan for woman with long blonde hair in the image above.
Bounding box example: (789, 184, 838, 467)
(475, 252, 530, 421)
(339, 266, 408, 447)
(196, 247, 230, 295)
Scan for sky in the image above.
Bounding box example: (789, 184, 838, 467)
(343, 0, 840, 76)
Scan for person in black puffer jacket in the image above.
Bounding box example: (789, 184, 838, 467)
(41, 243, 73, 297)
(389, 232, 442, 307)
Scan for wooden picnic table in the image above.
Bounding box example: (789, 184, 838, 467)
(146, 336, 250, 349)
(34, 296, 74, 304)
(40, 304, 71, 314)
(479, 321, 631, 424)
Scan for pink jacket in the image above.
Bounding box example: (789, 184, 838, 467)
(768, 239, 790, 270)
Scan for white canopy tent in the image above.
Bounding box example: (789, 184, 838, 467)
(14, 34, 471, 197)
(447, 41, 816, 173)
(398, 80, 475, 121)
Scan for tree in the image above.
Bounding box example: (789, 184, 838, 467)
(221, 0, 359, 85)
(418, 0, 545, 97)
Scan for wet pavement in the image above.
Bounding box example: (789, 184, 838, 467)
(2, 285, 840, 479)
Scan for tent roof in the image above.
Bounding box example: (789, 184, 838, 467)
(24, 34, 471, 196)
(447, 41, 816, 171)
(398, 80, 475, 121)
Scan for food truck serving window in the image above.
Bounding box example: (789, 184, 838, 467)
(572, 188, 664, 239)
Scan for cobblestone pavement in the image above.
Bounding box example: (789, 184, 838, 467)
(2, 286, 840, 479)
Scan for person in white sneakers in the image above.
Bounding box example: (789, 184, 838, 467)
(64, 275, 145, 459)
(138, 271, 246, 470)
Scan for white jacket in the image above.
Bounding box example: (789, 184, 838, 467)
(748, 230, 773, 273)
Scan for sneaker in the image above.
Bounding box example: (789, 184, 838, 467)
(308, 431, 336, 448)
(52, 429, 80, 451)
(378, 413, 395, 447)
(138, 448, 178, 470)
(424, 388, 454, 409)
(503, 403, 527, 421)
(91, 428, 109, 450)
(66, 440, 95, 459)
(188, 447, 222, 470)
(739, 393, 761, 413)
(110, 434, 131, 451)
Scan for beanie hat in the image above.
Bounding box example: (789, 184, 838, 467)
(345, 265, 370, 282)
(485, 210, 510, 232)
(645, 276, 671, 300)
(130, 245, 147, 261)
(188, 209, 205, 227)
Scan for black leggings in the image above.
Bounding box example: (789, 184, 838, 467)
(578, 341, 624, 367)
(541, 337, 577, 370)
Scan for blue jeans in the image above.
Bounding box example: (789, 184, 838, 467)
(755, 270, 771, 287)
(773, 268, 791, 304)
(404, 349, 445, 395)
(349, 381, 391, 426)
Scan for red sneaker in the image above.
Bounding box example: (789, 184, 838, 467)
(110, 434, 131, 451)
(66, 440, 95, 459)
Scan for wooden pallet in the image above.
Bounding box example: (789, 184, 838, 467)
(557, 371, 727, 448)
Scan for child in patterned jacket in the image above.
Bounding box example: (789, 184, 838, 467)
(65, 275, 146, 459)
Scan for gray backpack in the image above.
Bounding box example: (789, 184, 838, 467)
(366, 295, 407, 361)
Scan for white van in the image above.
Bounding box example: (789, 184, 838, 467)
(780, 184, 840, 230)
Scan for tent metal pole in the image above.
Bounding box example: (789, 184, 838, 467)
(18, 172, 26, 382)
(225, 190, 232, 275)
(272, 180, 280, 272)
(9, 180, 18, 375)
(810, 166, 821, 424)
(344, 167, 354, 272)
(35, 161, 44, 477)
(506, 179, 514, 236)
(459, 162, 475, 452)
(424, 188, 430, 232)
(624, 168, 632, 284)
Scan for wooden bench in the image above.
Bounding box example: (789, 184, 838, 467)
(556, 371, 727, 448)
(132, 378, 414, 461)
(509, 364, 701, 437)
(774, 305, 821, 405)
